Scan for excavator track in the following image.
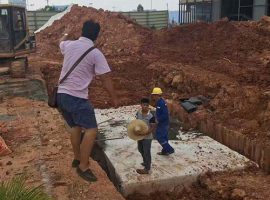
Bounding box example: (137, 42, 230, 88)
(10, 57, 27, 78)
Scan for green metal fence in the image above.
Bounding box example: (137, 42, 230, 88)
(122, 10, 169, 29)
(27, 10, 168, 32)
(27, 11, 59, 33)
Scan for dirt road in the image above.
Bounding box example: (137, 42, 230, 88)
(0, 97, 124, 200)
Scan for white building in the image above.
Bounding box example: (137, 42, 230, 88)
(0, 0, 26, 7)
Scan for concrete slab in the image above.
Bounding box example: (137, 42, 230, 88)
(95, 106, 252, 197)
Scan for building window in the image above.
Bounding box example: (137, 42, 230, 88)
(0, 9, 9, 39)
(179, 0, 213, 24)
(221, 0, 253, 21)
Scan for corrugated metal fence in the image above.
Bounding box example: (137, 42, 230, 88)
(122, 11, 168, 30)
(27, 10, 168, 32)
(27, 11, 59, 32)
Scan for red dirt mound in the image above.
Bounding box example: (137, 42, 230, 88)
(36, 5, 151, 61)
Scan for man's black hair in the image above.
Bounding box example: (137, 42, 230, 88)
(82, 20, 100, 41)
(141, 98, 150, 104)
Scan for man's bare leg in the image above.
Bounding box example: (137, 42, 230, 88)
(66, 124, 82, 160)
(79, 128, 97, 171)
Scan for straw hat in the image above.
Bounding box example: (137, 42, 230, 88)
(127, 119, 149, 141)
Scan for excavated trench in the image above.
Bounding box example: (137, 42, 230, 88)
(1, 64, 264, 199)
(2, 4, 270, 198)
(37, 65, 258, 199)
(168, 101, 270, 174)
(34, 3, 270, 184)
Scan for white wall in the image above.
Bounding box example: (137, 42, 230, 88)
(0, 0, 26, 7)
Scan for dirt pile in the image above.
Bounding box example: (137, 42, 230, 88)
(142, 18, 270, 141)
(127, 168, 270, 200)
(196, 168, 270, 200)
(36, 4, 151, 60)
(145, 19, 270, 87)
(35, 7, 270, 141)
(36, 5, 154, 107)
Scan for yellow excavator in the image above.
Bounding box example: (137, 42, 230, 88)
(0, 4, 35, 78)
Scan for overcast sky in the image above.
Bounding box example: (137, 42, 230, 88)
(27, 0, 179, 11)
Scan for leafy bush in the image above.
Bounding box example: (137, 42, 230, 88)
(0, 176, 51, 200)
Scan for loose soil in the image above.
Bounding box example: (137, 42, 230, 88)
(0, 97, 124, 200)
(127, 167, 270, 200)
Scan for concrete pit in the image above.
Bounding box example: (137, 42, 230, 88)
(92, 105, 253, 197)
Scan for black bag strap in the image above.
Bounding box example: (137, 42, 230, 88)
(59, 46, 96, 85)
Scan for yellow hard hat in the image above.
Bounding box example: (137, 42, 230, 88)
(151, 87, 163, 95)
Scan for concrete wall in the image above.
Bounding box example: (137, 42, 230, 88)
(27, 10, 168, 32)
(253, 0, 268, 20)
(0, 0, 26, 7)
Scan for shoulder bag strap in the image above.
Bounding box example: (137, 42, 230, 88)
(59, 46, 96, 85)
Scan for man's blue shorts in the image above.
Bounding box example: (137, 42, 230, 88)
(57, 93, 97, 129)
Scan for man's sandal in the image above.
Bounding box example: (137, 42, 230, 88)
(76, 167, 97, 182)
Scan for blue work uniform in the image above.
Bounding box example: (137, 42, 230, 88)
(155, 98, 175, 154)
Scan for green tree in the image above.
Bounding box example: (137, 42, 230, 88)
(38, 6, 56, 12)
(137, 4, 144, 12)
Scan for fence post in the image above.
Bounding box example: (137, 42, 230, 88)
(146, 11, 150, 28)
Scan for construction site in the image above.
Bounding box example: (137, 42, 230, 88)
(0, 1, 270, 200)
